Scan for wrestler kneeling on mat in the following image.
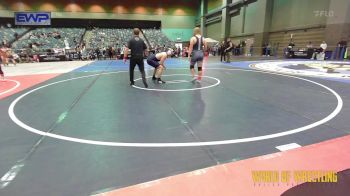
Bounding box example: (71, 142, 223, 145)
(147, 49, 173, 84)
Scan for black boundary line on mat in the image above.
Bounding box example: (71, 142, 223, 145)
(0, 61, 113, 189)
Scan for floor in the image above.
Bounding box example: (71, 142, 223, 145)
(0, 57, 349, 196)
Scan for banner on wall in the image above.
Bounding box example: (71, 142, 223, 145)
(15, 12, 51, 26)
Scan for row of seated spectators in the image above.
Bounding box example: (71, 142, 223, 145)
(28, 31, 61, 39)
(86, 28, 132, 49)
(12, 28, 85, 50)
(0, 26, 28, 46)
(1, 27, 176, 63)
(2, 27, 174, 52)
(142, 28, 175, 50)
(85, 28, 174, 50)
(84, 28, 175, 58)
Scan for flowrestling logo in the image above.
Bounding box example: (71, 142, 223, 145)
(15, 12, 51, 26)
(251, 61, 350, 79)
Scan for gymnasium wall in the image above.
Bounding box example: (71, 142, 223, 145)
(0, 0, 200, 41)
(270, 0, 330, 31)
(0, 0, 198, 15)
(243, 2, 260, 35)
(222, 0, 334, 50)
(210, 0, 264, 39)
(230, 12, 243, 37)
(206, 21, 222, 41)
(208, 0, 223, 12)
(229, 1, 263, 37)
(229, 0, 330, 37)
(325, 0, 350, 46)
(205, 0, 223, 40)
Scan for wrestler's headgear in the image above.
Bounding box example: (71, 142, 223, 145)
(166, 48, 173, 56)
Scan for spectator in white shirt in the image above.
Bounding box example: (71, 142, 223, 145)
(311, 41, 327, 60)
(320, 41, 327, 51)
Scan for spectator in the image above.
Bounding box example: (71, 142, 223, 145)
(338, 38, 347, 59)
(321, 41, 327, 51)
(224, 38, 233, 63)
(311, 41, 327, 60)
(95, 48, 101, 60)
(306, 41, 313, 48)
(288, 41, 295, 49)
(220, 41, 226, 62)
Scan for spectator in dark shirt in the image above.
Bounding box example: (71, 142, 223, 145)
(220, 41, 226, 62)
(338, 38, 347, 59)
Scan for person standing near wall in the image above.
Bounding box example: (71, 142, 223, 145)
(338, 38, 347, 59)
(0, 60, 4, 80)
(124, 28, 148, 87)
(0, 47, 5, 80)
(224, 38, 233, 63)
(6, 49, 17, 66)
(220, 41, 226, 62)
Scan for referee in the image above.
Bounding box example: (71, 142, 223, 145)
(124, 28, 148, 88)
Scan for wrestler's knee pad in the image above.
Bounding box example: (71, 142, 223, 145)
(190, 65, 195, 69)
(198, 67, 202, 71)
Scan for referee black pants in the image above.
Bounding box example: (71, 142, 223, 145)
(220, 52, 226, 62)
(129, 57, 147, 85)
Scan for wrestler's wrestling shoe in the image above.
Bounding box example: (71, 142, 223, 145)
(157, 78, 166, 84)
(190, 77, 197, 83)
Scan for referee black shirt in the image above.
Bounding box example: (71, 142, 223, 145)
(128, 36, 147, 58)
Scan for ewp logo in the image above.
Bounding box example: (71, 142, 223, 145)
(15, 12, 51, 26)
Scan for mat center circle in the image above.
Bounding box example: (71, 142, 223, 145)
(7, 69, 343, 147)
(132, 74, 221, 92)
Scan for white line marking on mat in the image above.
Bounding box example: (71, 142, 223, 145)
(133, 74, 220, 91)
(8, 68, 343, 147)
(0, 79, 20, 96)
(276, 143, 302, 151)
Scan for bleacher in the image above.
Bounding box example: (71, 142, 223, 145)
(85, 28, 132, 49)
(3, 27, 175, 61)
(142, 28, 175, 50)
(83, 28, 175, 52)
(0, 26, 28, 44)
(12, 28, 85, 50)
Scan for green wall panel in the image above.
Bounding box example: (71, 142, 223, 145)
(230, 12, 243, 36)
(270, 0, 329, 31)
(206, 21, 222, 40)
(208, 0, 223, 12)
(243, 2, 258, 34)
(162, 28, 194, 41)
